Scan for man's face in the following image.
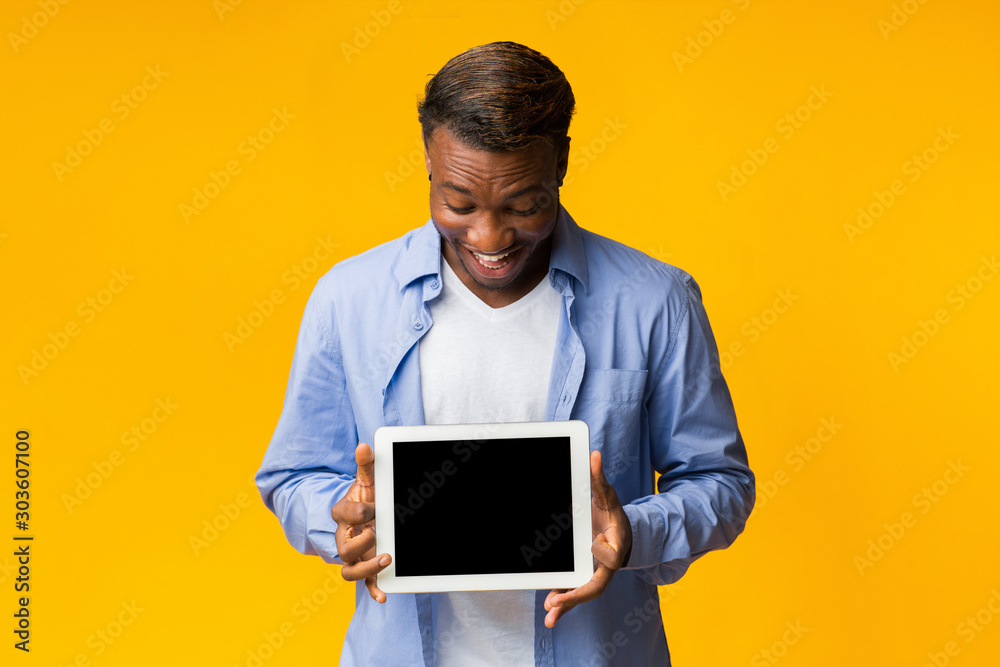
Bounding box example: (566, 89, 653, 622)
(425, 126, 569, 308)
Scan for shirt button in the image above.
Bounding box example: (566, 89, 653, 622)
(562, 394, 569, 403)
(430, 279, 439, 289)
(414, 321, 423, 330)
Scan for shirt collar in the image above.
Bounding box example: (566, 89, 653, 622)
(392, 203, 589, 292)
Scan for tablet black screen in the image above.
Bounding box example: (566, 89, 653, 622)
(391, 436, 575, 577)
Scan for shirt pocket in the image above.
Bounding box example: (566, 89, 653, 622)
(572, 369, 648, 484)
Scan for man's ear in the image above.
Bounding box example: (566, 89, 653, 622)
(424, 133, 432, 179)
(556, 136, 571, 186)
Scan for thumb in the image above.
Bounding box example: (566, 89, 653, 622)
(355, 442, 375, 487)
(590, 450, 609, 504)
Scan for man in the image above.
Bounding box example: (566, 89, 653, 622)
(256, 41, 754, 666)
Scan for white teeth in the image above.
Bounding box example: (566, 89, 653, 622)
(473, 250, 512, 262)
(474, 254, 510, 269)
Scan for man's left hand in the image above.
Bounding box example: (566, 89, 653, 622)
(544, 449, 632, 628)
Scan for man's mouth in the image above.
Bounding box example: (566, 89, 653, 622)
(470, 247, 519, 270)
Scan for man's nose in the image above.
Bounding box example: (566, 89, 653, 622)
(465, 212, 514, 253)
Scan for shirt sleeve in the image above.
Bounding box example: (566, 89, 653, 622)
(621, 272, 756, 585)
(254, 285, 359, 565)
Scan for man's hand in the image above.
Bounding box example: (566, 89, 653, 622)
(543, 449, 632, 628)
(331, 443, 391, 603)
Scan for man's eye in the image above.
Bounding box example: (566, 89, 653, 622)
(445, 202, 475, 214)
(509, 205, 539, 216)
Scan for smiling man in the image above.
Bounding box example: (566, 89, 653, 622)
(256, 41, 755, 666)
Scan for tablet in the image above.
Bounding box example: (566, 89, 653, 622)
(373, 420, 593, 593)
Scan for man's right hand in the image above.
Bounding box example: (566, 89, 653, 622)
(331, 443, 391, 603)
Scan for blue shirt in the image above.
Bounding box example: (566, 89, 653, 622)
(255, 204, 755, 666)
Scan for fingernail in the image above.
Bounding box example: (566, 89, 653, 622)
(380, 555, 390, 566)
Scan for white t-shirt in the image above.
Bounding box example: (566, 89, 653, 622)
(418, 256, 562, 666)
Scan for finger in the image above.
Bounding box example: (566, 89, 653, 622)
(355, 442, 375, 489)
(544, 567, 616, 628)
(549, 565, 613, 609)
(331, 499, 375, 526)
(543, 588, 567, 611)
(592, 534, 624, 569)
(544, 588, 572, 627)
(365, 575, 387, 604)
(342, 552, 391, 582)
(338, 525, 377, 563)
(544, 603, 568, 628)
(590, 450, 610, 505)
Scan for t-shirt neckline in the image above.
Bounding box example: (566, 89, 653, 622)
(440, 256, 553, 319)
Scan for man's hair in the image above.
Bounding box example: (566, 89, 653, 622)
(417, 41, 575, 153)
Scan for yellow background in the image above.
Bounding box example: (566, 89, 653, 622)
(3, 0, 998, 664)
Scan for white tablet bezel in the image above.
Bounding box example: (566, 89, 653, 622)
(373, 420, 593, 593)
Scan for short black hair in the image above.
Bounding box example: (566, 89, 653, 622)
(417, 41, 575, 152)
